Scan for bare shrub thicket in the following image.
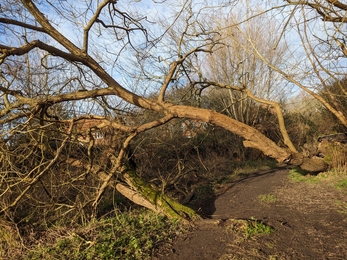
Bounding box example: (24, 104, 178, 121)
(284, 77, 347, 159)
(1, 3, 346, 252)
(131, 118, 243, 204)
(0, 115, 131, 225)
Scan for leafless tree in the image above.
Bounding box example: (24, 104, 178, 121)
(0, 0, 329, 222)
(241, 0, 347, 128)
(200, 9, 296, 152)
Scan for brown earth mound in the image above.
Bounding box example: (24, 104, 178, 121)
(155, 168, 347, 259)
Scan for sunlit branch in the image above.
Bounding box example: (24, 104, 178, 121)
(0, 40, 84, 65)
(91, 113, 175, 212)
(21, 0, 81, 53)
(286, 0, 347, 23)
(191, 80, 297, 152)
(83, 0, 109, 53)
(245, 26, 347, 128)
(0, 17, 46, 33)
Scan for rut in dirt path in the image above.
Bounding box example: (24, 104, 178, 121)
(155, 168, 347, 260)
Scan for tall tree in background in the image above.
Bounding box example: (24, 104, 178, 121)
(243, 0, 347, 128)
(201, 9, 296, 151)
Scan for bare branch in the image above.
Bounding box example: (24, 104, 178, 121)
(91, 113, 174, 212)
(0, 17, 47, 33)
(286, 0, 347, 23)
(0, 119, 74, 214)
(83, 0, 109, 53)
(0, 40, 84, 64)
(327, 0, 347, 10)
(21, 0, 81, 53)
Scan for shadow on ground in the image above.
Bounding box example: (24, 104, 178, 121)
(154, 168, 347, 260)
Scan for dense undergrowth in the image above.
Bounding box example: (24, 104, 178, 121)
(1, 159, 346, 259)
(0, 159, 276, 259)
(3, 209, 183, 260)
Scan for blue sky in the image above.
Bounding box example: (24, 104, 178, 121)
(1, 0, 346, 108)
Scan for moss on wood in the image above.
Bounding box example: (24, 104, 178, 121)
(123, 169, 201, 221)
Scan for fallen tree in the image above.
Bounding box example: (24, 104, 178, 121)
(0, 0, 330, 222)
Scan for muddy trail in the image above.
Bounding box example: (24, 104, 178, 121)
(154, 168, 347, 259)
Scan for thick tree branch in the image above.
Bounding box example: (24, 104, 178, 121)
(286, 0, 347, 23)
(21, 0, 82, 54)
(0, 17, 47, 33)
(83, 0, 109, 53)
(326, 0, 347, 10)
(166, 104, 291, 162)
(0, 40, 84, 64)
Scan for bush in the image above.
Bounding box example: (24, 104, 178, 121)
(318, 141, 347, 168)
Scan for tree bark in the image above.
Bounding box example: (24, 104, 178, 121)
(119, 168, 201, 222)
(167, 105, 290, 160)
(166, 104, 328, 173)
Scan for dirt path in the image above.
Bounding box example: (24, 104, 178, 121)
(155, 168, 347, 259)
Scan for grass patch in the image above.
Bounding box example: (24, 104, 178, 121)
(289, 166, 347, 185)
(227, 217, 274, 239)
(335, 201, 347, 215)
(336, 178, 347, 190)
(244, 217, 274, 239)
(258, 194, 277, 204)
(289, 167, 347, 195)
(288, 167, 321, 184)
(0, 219, 21, 258)
(233, 159, 278, 176)
(23, 209, 182, 260)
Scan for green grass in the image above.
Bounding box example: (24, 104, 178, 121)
(288, 167, 347, 204)
(233, 159, 278, 176)
(227, 217, 274, 240)
(288, 167, 321, 184)
(336, 178, 347, 190)
(258, 194, 277, 204)
(244, 217, 274, 239)
(24, 209, 182, 260)
(335, 201, 347, 215)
